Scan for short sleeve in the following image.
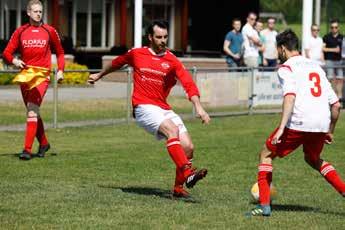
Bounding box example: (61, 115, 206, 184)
(277, 65, 297, 96)
(324, 78, 339, 105)
(225, 32, 232, 42)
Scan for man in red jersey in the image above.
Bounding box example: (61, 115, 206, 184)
(88, 20, 210, 198)
(2, 0, 64, 160)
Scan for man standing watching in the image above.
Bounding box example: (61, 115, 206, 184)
(2, 0, 65, 160)
(323, 19, 343, 101)
(223, 18, 243, 70)
(261, 17, 278, 67)
(242, 12, 262, 68)
(304, 24, 324, 66)
(88, 20, 210, 198)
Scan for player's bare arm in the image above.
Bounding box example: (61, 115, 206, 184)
(88, 63, 116, 84)
(190, 95, 210, 124)
(325, 101, 341, 144)
(271, 94, 295, 145)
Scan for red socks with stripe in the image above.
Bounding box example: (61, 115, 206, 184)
(258, 163, 273, 205)
(36, 117, 48, 146)
(166, 138, 192, 179)
(320, 163, 345, 195)
(24, 116, 38, 153)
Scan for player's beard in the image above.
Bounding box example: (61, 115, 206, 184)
(278, 50, 287, 63)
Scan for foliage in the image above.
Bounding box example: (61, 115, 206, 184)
(0, 72, 16, 85)
(0, 62, 90, 85)
(260, 0, 345, 24)
(52, 62, 90, 85)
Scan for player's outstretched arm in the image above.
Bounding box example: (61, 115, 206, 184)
(88, 63, 116, 84)
(190, 95, 210, 124)
(325, 101, 341, 144)
(272, 94, 295, 145)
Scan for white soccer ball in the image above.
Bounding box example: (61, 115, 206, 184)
(250, 182, 277, 202)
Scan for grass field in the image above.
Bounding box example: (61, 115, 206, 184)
(0, 96, 253, 126)
(1, 114, 345, 229)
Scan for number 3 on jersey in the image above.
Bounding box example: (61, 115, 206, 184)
(309, 72, 322, 97)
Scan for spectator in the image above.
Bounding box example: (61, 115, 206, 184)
(304, 24, 324, 66)
(242, 12, 262, 68)
(223, 18, 243, 70)
(323, 18, 344, 100)
(261, 17, 278, 67)
(254, 19, 265, 66)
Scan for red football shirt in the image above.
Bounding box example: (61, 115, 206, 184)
(3, 23, 65, 71)
(112, 47, 200, 110)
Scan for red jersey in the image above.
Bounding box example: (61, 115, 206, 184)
(3, 23, 64, 71)
(112, 47, 200, 109)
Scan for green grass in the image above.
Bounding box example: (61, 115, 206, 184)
(0, 97, 256, 126)
(1, 114, 345, 229)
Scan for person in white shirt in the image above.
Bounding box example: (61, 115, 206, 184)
(242, 12, 262, 67)
(249, 29, 344, 217)
(261, 17, 278, 67)
(304, 24, 324, 66)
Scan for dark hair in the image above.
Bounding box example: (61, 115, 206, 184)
(232, 18, 241, 24)
(147, 20, 169, 35)
(311, 24, 319, 29)
(256, 18, 263, 24)
(247, 12, 257, 18)
(276, 29, 299, 51)
(330, 18, 339, 24)
(267, 17, 276, 22)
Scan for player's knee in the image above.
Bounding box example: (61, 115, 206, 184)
(27, 110, 38, 118)
(27, 103, 40, 117)
(166, 125, 179, 138)
(184, 142, 194, 158)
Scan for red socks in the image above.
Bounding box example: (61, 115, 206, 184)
(24, 116, 38, 153)
(36, 117, 48, 146)
(320, 163, 345, 195)
(257, 163, 273, 205)
(174, 158, 193, 188)
(166, 138, 192, 179)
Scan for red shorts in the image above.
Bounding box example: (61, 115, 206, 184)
(20, 80, 49, 106)
(266, 127, 326, 162)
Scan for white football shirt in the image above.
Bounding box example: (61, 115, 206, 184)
(278, 55, 338, 132)
(242, 23, 259, 58)
(304, 36, 324, 65)
(261, 29, 278, 59)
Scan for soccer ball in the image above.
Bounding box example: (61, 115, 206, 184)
(250, 182, 277, 202)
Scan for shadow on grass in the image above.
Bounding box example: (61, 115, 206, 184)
(98, 185, 199, 203)
(272, 204, 345, 216)
(0, 152, 58, 158)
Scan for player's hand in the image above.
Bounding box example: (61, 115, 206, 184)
(334, 46, 340, 53)
(196, 107, 210, 124)
(12, 58, 26, 69)
(56, 70, 64, 83)
(271, 128, 284, 145)
(88, 73, 102, 84)
(232, 54, 240, 60)
(325, 133, 333, 145)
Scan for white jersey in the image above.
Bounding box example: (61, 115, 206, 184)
(278, 55, 338, 132)
(304, 36, 324, 65)
(261, 29, 278, 59)
(242, 23, 259, 58)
